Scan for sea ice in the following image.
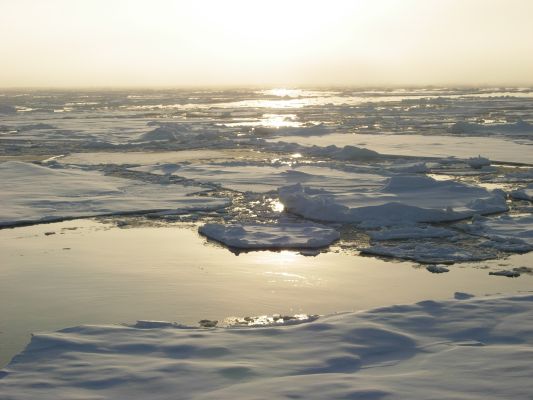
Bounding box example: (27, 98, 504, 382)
(368, 225, 456, 241)
(279, 175, 508, 227)
(2, 295, 533, 399)
(133, 163, 386, 194)
(450, 120, 533, 136)
(426, 265, 450, 273)
(458, 215, 533, 253)
(511, 185, 533, 201)
(199, 222, 340, 249)
(361, 242, 497, 263)
(0, 161, 229, 227)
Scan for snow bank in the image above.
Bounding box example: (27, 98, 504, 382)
(279, 175, 508, 227)
(0, 161, 228, 227)
(2, 295, 533, 399)
(199, 222, 340, 249)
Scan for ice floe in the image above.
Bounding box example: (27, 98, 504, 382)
(458, 215, 533, 253)
(2, 295, 533, 399)
(279, 175, 508, 227)
(450, 120, 533, 136)
(0, 161, 229, 227)
(361, 242, 497, 263)
(199, 222, 340, 249)
(133, 163, 386, 194)
(368, 225, 456, 240)
(511, 185, 533, 201)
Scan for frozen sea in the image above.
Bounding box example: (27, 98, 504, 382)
(1, 87, 533, 398)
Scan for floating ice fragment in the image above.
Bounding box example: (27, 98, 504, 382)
(279, 175, 507, 227)
(511, 185, 533, 202)
(199, 222, 340, 250)
(426, 265, 450, 273)
(489, 270, 521, 278)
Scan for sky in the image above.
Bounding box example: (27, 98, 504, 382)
(1, 0, 532, 88)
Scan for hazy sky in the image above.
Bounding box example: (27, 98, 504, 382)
(1, 0, 532, 87)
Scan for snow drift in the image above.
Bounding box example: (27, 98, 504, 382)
(1, 295, 533, 399)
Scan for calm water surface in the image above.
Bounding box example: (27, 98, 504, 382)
(1, 219, 532, 367)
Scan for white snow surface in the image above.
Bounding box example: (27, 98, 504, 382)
(199, 222, 340, 249)
(133, 163, 386, 194)
(2, 295, 533, 399)
(0, 161, 228, 227)
(368, 225, 456, 241)
(279, 175, 508, 227)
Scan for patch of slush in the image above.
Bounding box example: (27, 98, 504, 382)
(199, 222, 340, 249)
(2, 295, 533, 399)
(0, 161, 228, 227)
(279, 175, 507, 227)
(368, 225, 456, 240)
(458, 215, 533, 253)
(361, 242, 497, 263)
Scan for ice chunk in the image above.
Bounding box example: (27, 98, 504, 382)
(279, 175, 508, 227)
(426, 264, 450, 273)
(489, 270, 521, 278)
(466, 156, 491, 169)
(199, 222, 340, 249)
(0, 161, 229, 227)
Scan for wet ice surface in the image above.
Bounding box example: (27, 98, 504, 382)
(1, 88, 533, 396)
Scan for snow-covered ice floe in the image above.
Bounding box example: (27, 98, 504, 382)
(0, 161, 229, 227)
(2, 295, 533, 399)
(133, 163, 385, 194)
(361, 242, 497, 263)
(511, 185, 533, 201)
(368, 225, 456, 241)
(279, 175, 508, 227)
(450, 120, 533, 136)
(199, 222, 340, 250)
(458, 215, 533, 253)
